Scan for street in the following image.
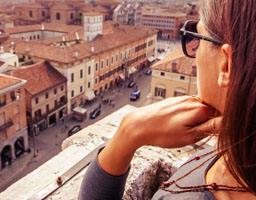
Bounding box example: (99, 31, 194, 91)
(0, 67, 153, 192)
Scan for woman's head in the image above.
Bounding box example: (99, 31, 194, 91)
(199, 0, 256, 193)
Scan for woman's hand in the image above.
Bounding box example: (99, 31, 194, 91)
(120, 95, 220, 148)
(98, 96, 221, 175)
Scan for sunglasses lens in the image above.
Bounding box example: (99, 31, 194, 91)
(185, 37, 200, 58)
(184, 22, 200, 58)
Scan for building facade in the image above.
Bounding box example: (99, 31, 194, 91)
(150, 46, 197, 102)
(5, 62, 67, 135)
(0, 74, 28, 170)
(141, 8, 187, 39)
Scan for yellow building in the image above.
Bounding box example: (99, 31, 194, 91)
(150, 46, 197, 102)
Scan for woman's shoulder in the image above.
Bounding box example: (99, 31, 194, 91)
(152, 146, 218, 200)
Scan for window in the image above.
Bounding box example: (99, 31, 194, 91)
(155, 88, 166, 98)
(71, 73, 74, 82)
(95, 78, 98, 84)
(54, 88, 57, 94)
(35, 97, 39, 104)
(10, 91, 16, 101)
(42, 11, 45, 17)
(0, 95, 6, 107)
(56, 12, 60, 20)
(71, 90, 74, 97)
(88, 82, 91, 88)
(46, 104, 49, 112)
(160, 72, 165, 76)
(80, 69, 83, 78)
(106, 58, 109, 66)
(14, 105, 19, 115)
(80, 86, 83, 92)
(88, 66, 91, 75)
(101, 60, 104, 69)
(111, 56, 114, 64)
(180, 76, 185, 80)
(70, 13, 73, 20)
(61, 85, 64, 91)
(95, 63, 98, 71)
(105, 84, 108, 90)
(34, 109, 41, 119)
(29, 10, 33, 17)
(45, 93, 49, 99)
(55, 100, 57, 107)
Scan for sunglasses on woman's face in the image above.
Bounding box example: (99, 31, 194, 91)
(180, 20, 223, 58)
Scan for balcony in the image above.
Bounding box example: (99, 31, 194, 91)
(0, 121, 13, 132)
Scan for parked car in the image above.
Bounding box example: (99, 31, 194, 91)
(90, 108, 101, 119)
(127, 81, 136, 88)
(144, 69, 152, 75)
(68, 125, 82, 136)
(130, 90, 141, 101)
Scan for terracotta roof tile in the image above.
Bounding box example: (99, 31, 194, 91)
(5, 23, 81, 34)
(3, 22, 157, 64)
(15, 2, 45, 9)
(5, 62, 67, 95)
(0, 74, 22, 91)
(151, 45, 196, 75)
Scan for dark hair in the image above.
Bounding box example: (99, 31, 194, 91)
(200, 0, 256, 193)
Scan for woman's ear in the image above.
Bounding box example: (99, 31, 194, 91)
(218, 44, 232, 88)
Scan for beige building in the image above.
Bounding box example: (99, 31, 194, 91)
(0, 74, 28, 170)
(150, 46, 197, 102)
(5, 62, 67, 135)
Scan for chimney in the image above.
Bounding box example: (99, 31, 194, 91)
(41, 24, 45, 31)
(0, 46, 4, 54)
(74, 51, 78, 58)
(91, 46, 94, 52)
(75, 32, 80, 40)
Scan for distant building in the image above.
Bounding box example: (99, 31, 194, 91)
(5, 62, 68, 136)
(113, 2, 142, 25)
(141, 8, 187, 39)
(0, 74, 28, 170)
(14, 0, 118, 26)
(150, 46, 197, 101)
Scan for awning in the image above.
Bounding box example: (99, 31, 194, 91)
(175, 88, 187, 93)
(119, 73, 125, 80)
(129, 67, 137, 74)
(156, 84, 166, 89)
(85, 91, 95, 101)
(73, 107, 87, 114)
(148, 56, 156, 62)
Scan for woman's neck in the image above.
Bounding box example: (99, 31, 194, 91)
(206, 156, 256, 200)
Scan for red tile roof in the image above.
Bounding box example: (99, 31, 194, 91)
(0, 74, 22, 91)
(5, 23, 81, 34)
(3, 21, 157, 64)
(5, 62, 67, 96)
(15, 2, 45, 9)
(151, 45, 196, 75)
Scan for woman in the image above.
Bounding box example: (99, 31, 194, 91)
(79, 0, 256, 199)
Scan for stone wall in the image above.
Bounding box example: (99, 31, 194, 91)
(0, 105, 215, 200)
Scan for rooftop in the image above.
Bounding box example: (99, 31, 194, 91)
(151, 45, 196, 75)
(3, 21, 157, 64)
(5, 62, 67, 96)
(0, 74, 23, 91)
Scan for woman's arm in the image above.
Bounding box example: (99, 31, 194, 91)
(99, 96, 220, 175)
(79, 96, 221, 199)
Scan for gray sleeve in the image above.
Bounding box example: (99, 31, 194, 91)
(78, 151, 130, 200)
